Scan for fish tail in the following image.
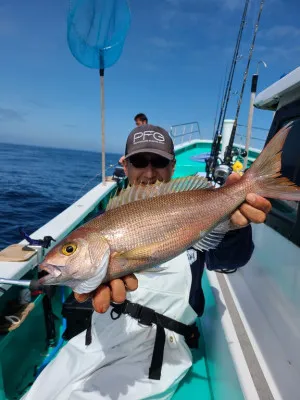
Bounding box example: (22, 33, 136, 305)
(243, 122, 300, 201)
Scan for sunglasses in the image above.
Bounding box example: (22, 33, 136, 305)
(129, 154, 172, 169)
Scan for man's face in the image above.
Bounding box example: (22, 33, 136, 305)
(124, 152, 175, 185)
(135, 118, 146, 127)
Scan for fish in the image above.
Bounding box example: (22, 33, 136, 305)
(39, 123, 300, 294)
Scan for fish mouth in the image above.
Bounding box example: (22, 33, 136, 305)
(39, 262, 62, 285)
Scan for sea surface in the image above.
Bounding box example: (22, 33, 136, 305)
(0, 142, 121, 250)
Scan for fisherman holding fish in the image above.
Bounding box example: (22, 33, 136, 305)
(24, 123, 300, 400)
(77, 124, 270, 317)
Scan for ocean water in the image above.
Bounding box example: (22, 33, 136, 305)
(0, 142, 121, 250)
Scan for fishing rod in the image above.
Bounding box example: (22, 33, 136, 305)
(210, 67, 231, 169)
(220, 0, 265, 182)
(212, 71, 226, 137)
(0, 278, 43, 290)
(206, 0, 250, 181)
(243, 60, 267, 169)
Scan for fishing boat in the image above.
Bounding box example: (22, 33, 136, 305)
(0, 66, 299, 399)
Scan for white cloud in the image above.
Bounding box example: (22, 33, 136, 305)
(160, 9, 178, 29)
(0, 107, 24, 122)
(164, 0, 243, 11)
(159, 0, 247, 32)
(164, 0, 182, 6)
(159, 7, 204, 29)
(255, 43, 300, 63)
(0, 4, 18, 37)
(149, 37, 183, 50)
(0, 19, 18, 37)
(222, 0, 243, 11)
(260, 25, 300, 40)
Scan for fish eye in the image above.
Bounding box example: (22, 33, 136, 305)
(61, 243, 77, 256)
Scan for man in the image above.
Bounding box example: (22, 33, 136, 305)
(134, 112, 148, 126)
(24, 125, 271, 400)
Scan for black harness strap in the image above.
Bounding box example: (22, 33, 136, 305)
(149, 321, 165, 380)
(85, 317, 92, 346)
(108, 300, 200, 380)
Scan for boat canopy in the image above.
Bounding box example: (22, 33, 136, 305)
(254, 66, 300, 111)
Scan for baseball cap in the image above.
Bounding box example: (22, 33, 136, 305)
(125, 124, 175, 160)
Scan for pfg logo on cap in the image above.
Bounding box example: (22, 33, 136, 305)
(133, 130, 165, 145)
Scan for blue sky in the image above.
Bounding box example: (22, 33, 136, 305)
(0, 0, 299, 153)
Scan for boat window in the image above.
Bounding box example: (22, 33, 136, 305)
(264, 118, 300, 246)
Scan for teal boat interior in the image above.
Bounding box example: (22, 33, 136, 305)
(173, 139, 258, 178)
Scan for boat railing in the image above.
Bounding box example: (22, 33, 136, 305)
(169, 122, 201, 145)
(0, 181, 118, 295)
(235, 124, 267, 151)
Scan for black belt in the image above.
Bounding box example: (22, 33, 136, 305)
(85, 300, 200, 380)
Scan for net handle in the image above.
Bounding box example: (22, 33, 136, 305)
(100, 68, 106, 185)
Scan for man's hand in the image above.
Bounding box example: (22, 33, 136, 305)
(119, 155, 125, 166)
(225, 173, 272, 228)
(74, 274, 138, 313)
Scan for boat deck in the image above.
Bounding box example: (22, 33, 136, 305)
(225, 224, 300, 400)
(174, 141, 211, 177)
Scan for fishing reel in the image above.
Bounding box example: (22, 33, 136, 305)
(232, 147, 247, 158)
(112, 165, 125, 182)
(213, 164, 233, 186)
(213, 149, 248, 185)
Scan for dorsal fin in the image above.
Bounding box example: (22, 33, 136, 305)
(106, 176, 213, 211)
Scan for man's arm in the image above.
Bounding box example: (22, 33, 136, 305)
(205, 225, 254, 270)
(204, 172, 271, 271)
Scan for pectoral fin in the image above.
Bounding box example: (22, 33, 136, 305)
(112, 242, 162, 262)
(105, 243, 164, 282)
